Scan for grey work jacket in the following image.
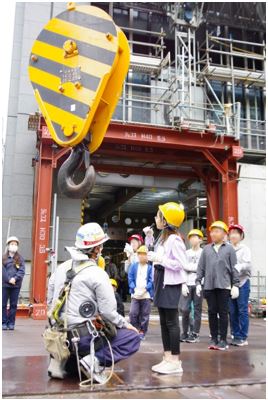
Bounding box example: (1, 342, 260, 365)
(195, 242, 240, 290)
(49, 259, 128, 329)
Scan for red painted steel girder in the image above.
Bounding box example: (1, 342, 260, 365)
(30, 118, 240, 304)
(105, 121, 243, 156)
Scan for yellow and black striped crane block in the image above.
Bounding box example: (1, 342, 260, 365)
(28, 2, 130, 154)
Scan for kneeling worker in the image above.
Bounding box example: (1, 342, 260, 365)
(47, 223, 140, 383)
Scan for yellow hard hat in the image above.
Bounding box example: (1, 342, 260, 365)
(137, 245, 148, 254)
(159, 202, 185, 228)
(97, 255, 105, 269)
(209, 220, 228, 233)
(110, 279, 118, 289)
(188, 229, 204, 239)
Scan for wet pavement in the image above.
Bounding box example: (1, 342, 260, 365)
(2, 317, 266, 399)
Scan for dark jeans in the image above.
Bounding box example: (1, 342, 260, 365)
(179, 285, 203, 335)
(2, 286, 21, 327)
(158, 308, 180, 355)
(229, 279, 250, 340)
(204, 288, 230, 341)
(129, 298, 151, 334)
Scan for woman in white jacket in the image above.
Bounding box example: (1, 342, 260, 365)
(147, 202, 188, 375)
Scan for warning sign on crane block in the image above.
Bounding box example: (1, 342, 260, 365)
(28, 3, 130, 154)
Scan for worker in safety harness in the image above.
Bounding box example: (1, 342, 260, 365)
(46, 223, 140, 385)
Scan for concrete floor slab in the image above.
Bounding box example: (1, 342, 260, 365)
(2, 318, 266, 398)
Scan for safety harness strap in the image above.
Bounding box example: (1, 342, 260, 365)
(50, 259, 96, 327)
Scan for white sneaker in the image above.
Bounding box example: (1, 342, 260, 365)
(47, 357, 67, 379)
(237, 339, 248, 346)
(80, 355, 107, 384)
(151, 358, 167, 373)
(157, 360, 183, 375)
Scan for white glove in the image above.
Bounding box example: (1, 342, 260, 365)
(231, 286, 239, 299)
(196, 284, 202, 297)
(124, 243, 134, 256)
(148, 251, 163, 264)
(143, 226, 153, 235)
(181, 283, 189, 297)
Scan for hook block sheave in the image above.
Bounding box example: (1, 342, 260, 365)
(28, 3, 130, 197)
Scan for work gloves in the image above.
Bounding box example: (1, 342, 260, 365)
(124, 243, 134, 257)
(196, 284, 202, 297)
(231, 286, 239, 299)
(181, 283, 189, 297)
(143, 226, 154, 236)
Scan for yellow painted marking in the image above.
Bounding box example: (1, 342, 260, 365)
(32, 40, 113, 78)
(43, 101, 84, 131)
(46, 18, 118, 53)
(89, 29, 129, 154)
(29, 66, 95, 106)
(30, 6, 130, 150)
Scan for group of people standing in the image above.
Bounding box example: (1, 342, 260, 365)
(120, 203, 251, 375)
(2, 200, 252, 382)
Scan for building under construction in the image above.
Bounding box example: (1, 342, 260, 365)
(2, 2, 266, 307)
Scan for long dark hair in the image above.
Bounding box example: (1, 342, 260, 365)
(157, 209, 179, 244)
(2, 251, 22, 266)
(159, 227, 179, 244)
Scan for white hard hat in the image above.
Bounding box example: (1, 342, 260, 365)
(6, 236, 20, 245)
(75, 223, 109, 250)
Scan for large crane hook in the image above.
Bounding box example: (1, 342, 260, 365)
(28, 4, 130, 198)
(57, 143, 96, 199)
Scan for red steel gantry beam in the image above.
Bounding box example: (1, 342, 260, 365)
(30, 120, 243, 313)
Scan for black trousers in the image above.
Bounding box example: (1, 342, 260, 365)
(179, 285, 203, 335)
(204, 289, 230, 341)
(158, 308, 180, 355)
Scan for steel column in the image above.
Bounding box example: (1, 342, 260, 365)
(221, 158, 239, 226)
(31, 142, 53, 304)
(193, 167, 220, 241)
(206, 174, 220, 241)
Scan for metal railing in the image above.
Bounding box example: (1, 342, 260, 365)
(250, 273, 266, 302)
(113, 87, 243, 139)
(111, 23, 266, 152)
(113, 80, 266, 152)
(240, 119, 266, 152)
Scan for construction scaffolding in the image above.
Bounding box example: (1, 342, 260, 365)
(111, 3, 266, 153)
